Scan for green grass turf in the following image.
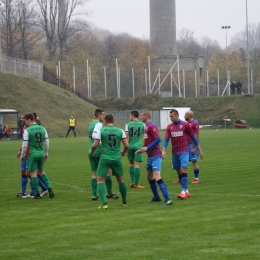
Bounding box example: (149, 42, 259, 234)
(1, 129, 260, 260)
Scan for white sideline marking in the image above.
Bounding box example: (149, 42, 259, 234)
(54, 182, 85, 193)
(127, 192, 260, 197)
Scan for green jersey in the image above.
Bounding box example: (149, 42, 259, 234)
(93, 125, 126, 160)
(125, 120, 145, 149)
(24, 124, 48, 157)
(88, 120, 101, 156)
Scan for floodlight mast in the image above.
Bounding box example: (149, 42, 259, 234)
(222, 26, 231, 93)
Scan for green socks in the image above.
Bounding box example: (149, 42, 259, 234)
(31, 177, 40, 195)
(129, 166, 135, 183)
(40, 173, 51, 189)
(91, 178, 97, 196)
(97, 183, 107, 205)
(134, 168, 141, 186)
(119, 182, 127, 204)
(105, 175, 113, 195)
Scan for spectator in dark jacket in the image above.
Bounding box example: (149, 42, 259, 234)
(230, 81, 236, 95)
(236, 80, 242, 94)
(36, 117, 41, 125)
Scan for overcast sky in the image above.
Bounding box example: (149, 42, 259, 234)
(85, 0, 260, 48)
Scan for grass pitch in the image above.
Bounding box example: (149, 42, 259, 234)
(1, 129, 260, 260)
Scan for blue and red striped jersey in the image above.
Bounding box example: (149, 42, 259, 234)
(164, 120, 195, 155)
(144, 122, 162, 158)
(187, 119, 199, 144)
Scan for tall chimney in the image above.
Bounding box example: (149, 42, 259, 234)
(150, 0, 177, 56)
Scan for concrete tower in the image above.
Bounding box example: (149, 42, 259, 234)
(150, 0, 177, 56)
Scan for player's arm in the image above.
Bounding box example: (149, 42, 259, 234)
(92, 122, 102, 136)
(125, 124, 129, 139)
(90, 129, 101, 155)
(20, 130, 29, 161)
(16, 147, 22, 158)
(190, 133, 203, 159)
(136, 127, 161, 154)
(191, 125, 199, 152)
(162, 127, 170, 158)
(121, 129, 129, 156)
(44, 131, 49, 161)
(90, 139, 100, 155)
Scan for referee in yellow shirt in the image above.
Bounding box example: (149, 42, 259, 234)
(66, 115, 77, 138)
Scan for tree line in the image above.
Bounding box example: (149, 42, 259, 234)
(0, 0, 260, 98)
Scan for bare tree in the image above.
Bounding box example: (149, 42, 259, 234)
(16, 0, 42, 60)
(36, 0, 88, 60)
(230, 23, 260, 51)
(200, 36, 221, 68)
(177, 28, 201, 55)
(36, 0, 59, 60)
(0, 0, 20, 56)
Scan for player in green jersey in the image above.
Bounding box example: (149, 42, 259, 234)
(88, 109, 119, 200)
(20, 113, 54, 199)
(90, 114, 128, 209)
(125, 111, 145, 188)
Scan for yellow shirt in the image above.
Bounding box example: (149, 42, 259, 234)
(69, 119, 76, 126)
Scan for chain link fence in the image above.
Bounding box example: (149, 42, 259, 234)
(0, 55, 43, 80)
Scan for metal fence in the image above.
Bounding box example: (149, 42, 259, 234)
(0, 55, 43, 80)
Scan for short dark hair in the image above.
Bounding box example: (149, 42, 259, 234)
(32, 112, 37, 120)
(104, 114, 114, 124)
(130, 110, 139, 118)
(95, 109, 104, 118)
(170, 109, 179, 115)
(24, 113, 35, 121)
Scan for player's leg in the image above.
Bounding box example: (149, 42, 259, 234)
(89, 154, 99, 200)
(133, 151, 144, 188)
(37, 157, 54, 198)
(29, 170, 41, 198)
(191, 161, 200, 184)
(152, 157, 172, 205)
(37, 174, 48, 196)
(113, 161, 127, 206)
(72, 127, 76, 137)
(15, 158, 28, 197)
(128, 149, 135, 187)
(27, 155, 41, 198)
(147, 158, 161, 202)
(189, 145, 200, 184)
(105, 169, 119, 199)
(172, 155, 181, 184)
(97, 160, 110, 208)
(177, 153, 190, 199)
(65, 127, 71, 137)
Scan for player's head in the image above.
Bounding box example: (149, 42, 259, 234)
(24, 113, 36, 126)
(70, 115, 74, 119)
(184, 111, 193, 122)
(21, 113, 26, 123)
(94, 109, 105, 122)
(32, 112, 37, 121)
(169, 109, 179, 123)
(140, 109, 151, 123)
(130, 110, 139, 121)
(104, 114, 114, 125)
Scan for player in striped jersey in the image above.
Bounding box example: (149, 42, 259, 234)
(135, 109, 172, 206)
(184, 111, 201, 184)
(162, 109, 203, 199)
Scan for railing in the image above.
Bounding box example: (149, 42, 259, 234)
(0, 54, 43, 80)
